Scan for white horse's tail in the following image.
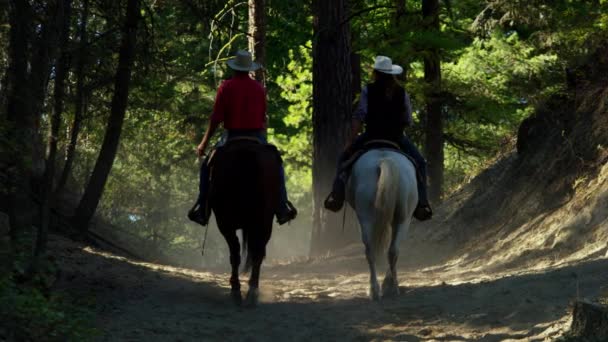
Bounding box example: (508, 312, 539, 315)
(372, 158, 399, 258)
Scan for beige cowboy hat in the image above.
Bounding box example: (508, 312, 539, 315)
(373, 55, 403, 75)
(226, 50, 261, 71)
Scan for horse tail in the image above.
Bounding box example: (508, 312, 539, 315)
(372, 158, 399, 258)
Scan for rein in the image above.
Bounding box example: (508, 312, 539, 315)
(200, 224, 210, 256)
(342, 204, 347, 233)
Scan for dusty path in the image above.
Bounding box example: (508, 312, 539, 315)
(52, 235, 608, 341)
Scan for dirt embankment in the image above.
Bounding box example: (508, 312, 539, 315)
(400, 45, 608, 276)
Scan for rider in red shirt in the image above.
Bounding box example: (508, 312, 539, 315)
(189, 50, 297, 226)
(210, 72, 267, 130)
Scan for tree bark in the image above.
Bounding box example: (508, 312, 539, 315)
(5, 0, 34, 243)
(422, 0, 443, 203)
(351, 52, 361, 100)
(36, 0, 71, 260)
(72, 0, 141, 231)
(248, 0, 266, 82)
(56, 0, 89, 193)
(309, 0, 353, 256)
(394, 0, 406, 23)
(29, 2, 65, 183)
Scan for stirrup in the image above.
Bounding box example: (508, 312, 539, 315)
(277, 201, 298, 225)
(188, 204, 209, 226)
(324, 192, 344, 212)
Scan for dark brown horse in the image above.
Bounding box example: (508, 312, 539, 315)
(209, 139, 280, 306)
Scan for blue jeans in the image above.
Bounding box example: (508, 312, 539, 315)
(196, 130, 289, 213)
(338, 132, 429, 205)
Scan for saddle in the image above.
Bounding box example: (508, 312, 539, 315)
(339, 139, 423, 184)
(208, 137, 282, 170)
(341, 139, 418, 170)
(190, 138, 282, 224)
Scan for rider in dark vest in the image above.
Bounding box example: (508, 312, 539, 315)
(188, 50, 297, 226)
(324, 56, 433, 221)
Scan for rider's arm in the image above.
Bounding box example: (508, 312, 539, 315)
(197, 120, 220, 157)
(348, 86, 367, 148)
(347, 118, 363, 147)
(197, 81, 228, 156)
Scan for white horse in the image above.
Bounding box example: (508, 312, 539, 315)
(347, 149, 418, 300)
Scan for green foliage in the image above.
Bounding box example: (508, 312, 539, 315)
(273, 44, 313, 205)
(0, 274, 97, 341)
(0, 234, 96, 341)
(437, 30, 559, 188)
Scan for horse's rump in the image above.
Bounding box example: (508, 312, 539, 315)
(209, 140, 281, 228)
(349, 149, 418, 257)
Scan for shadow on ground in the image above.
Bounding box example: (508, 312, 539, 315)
(50, 235, 608, 341)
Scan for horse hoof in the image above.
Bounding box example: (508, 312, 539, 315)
(369, 288, 381, 301)
(244, 288, 259, 308)
(369, 282, 381, 301)
(382, 286, 400, 298)
(231, 290, 242, 306)
(382, 278, 400, 298)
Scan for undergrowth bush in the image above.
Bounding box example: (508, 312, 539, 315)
(0, 274, 97, 341)
(0, 238, 97, 342)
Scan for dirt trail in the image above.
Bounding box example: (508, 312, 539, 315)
(51, 235, 608, 341)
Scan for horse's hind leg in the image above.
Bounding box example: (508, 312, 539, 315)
(382, 220, 408, 298)
(360, 220, 380, 301)
(245, 252, 263, 307)
(245, 232, 269, 308)
(221, 229, 242, 305)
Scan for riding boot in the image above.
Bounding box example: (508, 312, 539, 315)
(276, 166, 298, 225)
(188, 202, 209, 226)
(188, 156, 211, 226)
(397, 136, 433, 221)
(276, 200, 298, 225)
(324, 173, 346, 212)
(413, 178, 432, 221)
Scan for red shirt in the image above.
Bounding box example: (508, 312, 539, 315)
(210, 73, 266, 130)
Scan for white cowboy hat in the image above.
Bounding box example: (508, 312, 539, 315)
(226, 50, 261, 71)
(373, 55, 403, 75)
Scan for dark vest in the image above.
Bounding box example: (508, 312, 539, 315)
(364, 82, 407, 142)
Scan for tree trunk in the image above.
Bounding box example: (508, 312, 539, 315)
(72, 0, 141, 231)
(248, 0, 266, 82)
(56, 0, 89, 193)
(309, 0, 353, 256)
(351, 52, 361, 100)
(422, 0, 443, 203)
(5, 0, 34, 243)
(0, 73, 7, 118)
(394, 0, 406, 23)
(570, 300, 608, 340)
(36, 0, 71, 260)
(29, 2, 65, 183)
